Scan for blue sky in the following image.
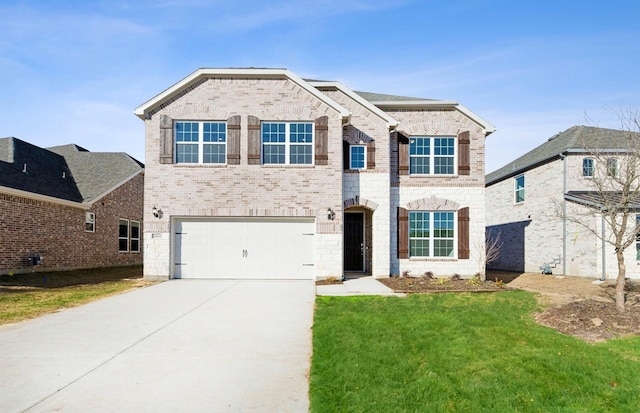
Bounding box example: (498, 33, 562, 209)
(1, 0, 639, 173)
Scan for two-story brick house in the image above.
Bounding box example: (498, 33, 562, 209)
(136, 68, 494, 281)
(486, 126, 640, 280)
(0, 138, 144, 274)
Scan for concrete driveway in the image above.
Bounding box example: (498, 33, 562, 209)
(0, 279, 315, 413)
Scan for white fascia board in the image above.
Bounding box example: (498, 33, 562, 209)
(0, 186, 89, 209)
(135, 68, 351, 122)
(369, 100, 496, 135)
(308, 81, 399, 129)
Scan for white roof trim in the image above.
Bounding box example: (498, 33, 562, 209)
(135, 68, 351, 121)
(369, 100, 496, 135)
(308, 81, 399, 129)
(0, 186, 89, 209)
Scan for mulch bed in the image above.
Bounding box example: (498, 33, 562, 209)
(378, 276, 507, 293)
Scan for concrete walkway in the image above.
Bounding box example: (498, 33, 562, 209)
(316, 276, 404, 297)
(0, 280, 315, 413)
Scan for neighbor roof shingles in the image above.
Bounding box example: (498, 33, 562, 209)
(486, 126, 640, 186)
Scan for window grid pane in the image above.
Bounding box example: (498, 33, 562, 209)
(515, 175, 525, 203)
(350, 145, 365, 169)
(118, 219, 129, 252)
(203, 144, 226, 164)
(290, 145, 312, 164)
(176, 122, 199, 142)
(176, 144, 199, 163)
(583, 158, 594, 177)
(433, 212, 454, 257)
(261, 122, 313, 165)
(203, 122, 226, 143)
(263, 144, 285, 164)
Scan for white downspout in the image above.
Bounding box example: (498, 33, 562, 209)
(560, 153, 567, 275)
(601, 213, 606, 281)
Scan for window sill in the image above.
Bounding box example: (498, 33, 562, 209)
(261, 164, 315, 168)
(173, 164, 228, 168)
(407, 257, 457, 261)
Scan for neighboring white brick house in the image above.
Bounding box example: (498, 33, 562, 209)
(136, 68, 494, 281)
(486, 126, 640, 280)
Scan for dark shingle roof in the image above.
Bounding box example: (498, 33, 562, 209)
(0, 138, 143, 203)
(47, 144, 144, 202)
(565, 191, 640, 211)
(486, 126, 640, 186)
(354, 90, 438, 103)
(0, 137, 82, 202)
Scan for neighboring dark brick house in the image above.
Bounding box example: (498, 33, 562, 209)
(0, 137, 144, 274)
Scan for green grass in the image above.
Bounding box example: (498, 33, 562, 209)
(311, 291, 640, 413)
(0, 266, 149, 325)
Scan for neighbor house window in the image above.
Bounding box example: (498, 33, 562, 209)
(583, 158, 594, 177)
(262, 122, 313, 165)
(130, 221, 140, 253)
(607, 158, 618, 177)
(85, 212, 95, 232)
(515, 175, 525, 203)
(409, 211, 455, 257)
(409, 137, 455, 175)
(350, 145, 366, 169)
(119, 219, 129, 252)
(175, 121, 226, 164)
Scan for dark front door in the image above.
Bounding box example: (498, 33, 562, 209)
(344, 213, 364, 271)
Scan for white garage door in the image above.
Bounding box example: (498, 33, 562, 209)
(174, 218, 315, 279)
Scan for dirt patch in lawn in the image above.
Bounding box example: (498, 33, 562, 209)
(378, 271, 640, 342)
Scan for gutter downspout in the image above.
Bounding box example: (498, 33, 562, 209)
(601, 213, 606, 281)
(560, 153, 567, 275)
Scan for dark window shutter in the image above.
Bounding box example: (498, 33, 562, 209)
(248, 115, 261, 165)
(398, 207, 409, 259)
(398, 133, 409, 175)
(315, 116, 328, 165)
(343, 141, 350, 170)
(458, 131, 470, 175)
(458, 207, 470, 259)
(227, 115, 241, 165)
(367, 141, 376, 169)
(159, 114, 173, 164)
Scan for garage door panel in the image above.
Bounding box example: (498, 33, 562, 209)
(174, 218, 314, 280)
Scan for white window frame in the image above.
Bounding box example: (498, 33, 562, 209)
(130, 220, 140, 253)
(119, 219, 129, 253)
(261, 122, 314, 165)
(515, 175, 525, 204)
(409, 136, 456, 175)
(85, 212, 95, 232)
(583, 157, 595, 177)
(607, 157, 618, 177)
(408, 211, 456, 258)
(175, 121, 227, 164)
(349, 145, 366, 170)
(636, 215, 640, 261)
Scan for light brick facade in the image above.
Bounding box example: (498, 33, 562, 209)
(486, 142, 640, 280)
(138, 69, 494, 280)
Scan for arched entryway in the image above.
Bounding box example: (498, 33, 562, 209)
(343, 205, 376, 278)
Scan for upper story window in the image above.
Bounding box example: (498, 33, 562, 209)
(350, 145, 366, 170)
(607, 158, 618, 177)
(583, 158, 595, 177)
(85, 212, 95, 232)
(409, 137, 455, 175)
(175, 121, 226, 164)
(409, 211, 455, 257)
(515, 175, 525, 203)
(262, 122, 313, 165)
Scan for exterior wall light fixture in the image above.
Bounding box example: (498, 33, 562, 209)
(327, 208, 336, 221)
(152, 206, 163, 219)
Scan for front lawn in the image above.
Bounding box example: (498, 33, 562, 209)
(311, 291, 640, 412)
(0, 266, 149, 325)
